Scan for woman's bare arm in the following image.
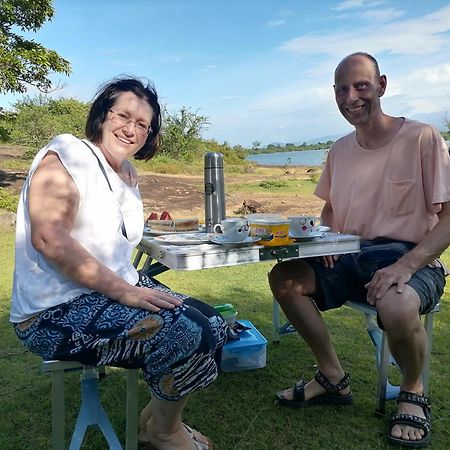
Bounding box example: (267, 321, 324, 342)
(29, 151, 181, 311)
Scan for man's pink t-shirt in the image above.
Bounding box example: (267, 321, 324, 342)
(315, 119, 450, 243)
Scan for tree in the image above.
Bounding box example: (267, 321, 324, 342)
(0, 0, 71, 94)
(160, 106, 209, 160)
(8, 96, 89, 157)
(252, 140, 261, 151)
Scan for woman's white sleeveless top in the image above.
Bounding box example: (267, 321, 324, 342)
(10, 134, 143, 322)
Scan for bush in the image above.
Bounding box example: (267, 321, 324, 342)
(7, 96, 89, 159)
(258, 180, 288, 189)
(135, 154, 202, 175)
(0, 188, 19, 212)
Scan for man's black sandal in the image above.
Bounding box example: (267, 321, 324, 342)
(388, 391, 431, 448)
(275, 370, 353, 407)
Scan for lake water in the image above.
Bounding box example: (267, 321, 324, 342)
(246, 148, 329, 167)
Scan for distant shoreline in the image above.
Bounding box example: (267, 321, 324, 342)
(251, 162, 316, 168)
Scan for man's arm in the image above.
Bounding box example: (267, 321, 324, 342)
(366, 201, 450, 303)
(321, 201, 334, 228)
(320, 201, 340, 268)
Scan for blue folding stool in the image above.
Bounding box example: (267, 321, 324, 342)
(42, 360, 138, 450)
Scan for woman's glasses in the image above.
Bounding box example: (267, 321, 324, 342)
(109, 109, 151, 136)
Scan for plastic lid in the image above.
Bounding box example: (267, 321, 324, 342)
(249, 219, 290, 225)
(213, 303, 236, 314)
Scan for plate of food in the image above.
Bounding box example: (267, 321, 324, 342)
(154, 232, 210, 245)
(145, 210, 200, 234)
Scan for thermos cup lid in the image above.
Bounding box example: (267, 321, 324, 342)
(204, 152, 224, 168)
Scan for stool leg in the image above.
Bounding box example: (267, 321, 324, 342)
(272, 297, 281, 343)
(69, 368, 123, 450)
(126, 369, 139, 450)
(375, 330, 391, 415)
(366, 315, 399, 414)
(51, 369, 66, 450)
(422, 313, 434, 396)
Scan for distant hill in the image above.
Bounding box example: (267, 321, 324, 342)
(304, 133, 346, 144)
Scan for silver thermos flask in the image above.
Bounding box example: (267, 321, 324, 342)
(204, 152, 226, 232)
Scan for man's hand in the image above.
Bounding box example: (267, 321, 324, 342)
(320, 254, 340, 268)
(365, 262, 413, 305)
(119, 286, 183, 312)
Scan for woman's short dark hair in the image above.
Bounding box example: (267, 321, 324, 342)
(85, 76, 161, 161)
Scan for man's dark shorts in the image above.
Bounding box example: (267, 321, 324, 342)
(306, 238, 446, 317)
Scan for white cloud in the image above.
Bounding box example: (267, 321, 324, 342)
(332, 0, 387, 11)
(197, 64, 217, 74)
(278, 9, 294, 17)
(386, 62, 450, 115)
(267, 19, 286, 28)
(221, 95, 243, 101)
(359, 8, 404, 22)
(154, 55, 182, 64)
(279, 5, 450, 57)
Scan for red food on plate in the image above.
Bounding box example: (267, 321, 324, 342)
(147, 212, 158, 221)
(160, 211, 172, 220)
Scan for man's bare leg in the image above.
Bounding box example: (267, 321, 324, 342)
(378, 286, 428, 443)
(269, 259, 350, 400)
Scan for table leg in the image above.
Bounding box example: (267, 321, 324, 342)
(126, 369, 139, 450)
(52, 369, 65, 450)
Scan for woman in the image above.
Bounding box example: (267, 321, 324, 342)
(10, 77, 226, 450)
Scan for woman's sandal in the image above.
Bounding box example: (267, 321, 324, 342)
(275, 370, 353, 407)
(387, 391, 431, 448)
(138, 423, 213, 450)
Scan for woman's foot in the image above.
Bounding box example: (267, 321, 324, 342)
(138, 419, 211, 450)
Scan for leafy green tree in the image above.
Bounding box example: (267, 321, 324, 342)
(160, 106, 209, 160)
(0, 106, 16, 141)
(0, 0, 71, 94)
(8, 96, 89, 157)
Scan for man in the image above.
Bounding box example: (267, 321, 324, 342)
(269, 52, 450, 448)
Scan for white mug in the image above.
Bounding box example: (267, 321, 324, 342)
(213, 218, 249, 242)
(288, 215, 321, 236)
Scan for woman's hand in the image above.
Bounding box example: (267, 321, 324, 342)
(119, 285, 183, 312)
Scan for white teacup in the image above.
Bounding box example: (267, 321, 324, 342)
(288, 215, 321, 236)
(213, 218, 249, 242)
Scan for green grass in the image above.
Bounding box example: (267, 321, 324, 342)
(0, 188, 19, 212)
(1, 231, 450, 449)
(0, 158, 30, 171)
(228, 177, 318, 195)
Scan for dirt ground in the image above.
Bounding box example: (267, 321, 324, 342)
(0, 145, 324, 220)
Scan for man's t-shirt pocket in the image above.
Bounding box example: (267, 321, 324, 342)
(384, 178, 417, 217)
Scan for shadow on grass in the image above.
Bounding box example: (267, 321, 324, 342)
(0, 169, 26, 190)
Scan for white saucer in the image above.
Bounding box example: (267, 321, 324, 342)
(289, 226, 330, 240)
(208, 235, 261, 246)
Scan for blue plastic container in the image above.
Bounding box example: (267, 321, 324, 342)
(221, 320, 268, 372)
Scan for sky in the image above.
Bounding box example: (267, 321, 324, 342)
(2, 0, 450, 147)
